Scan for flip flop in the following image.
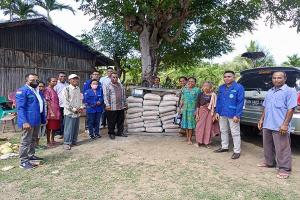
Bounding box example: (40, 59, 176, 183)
(276, 172, 289, 179)
(257, 163, 274, 168)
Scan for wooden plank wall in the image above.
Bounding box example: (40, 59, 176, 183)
(0, 48, 95, 96)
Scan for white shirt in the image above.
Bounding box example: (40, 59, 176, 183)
(27, 85, 43, 113)
(54, 80, 69, 107)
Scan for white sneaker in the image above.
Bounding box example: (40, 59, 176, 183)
(85, 130, 89, 134)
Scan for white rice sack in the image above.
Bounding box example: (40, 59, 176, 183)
(143, 106, 159, 111)
(127, 107, 144, 114)
(162, 119, 174, 125)
(127, 117, 143, 124)
(161, 114, 176, 122)
(159, 106, 176, 114)
(163, 124, 180, 129)
(143, 111, 159, 116)
(144, 119, 161, 124)
(127, 112, 142, 119)
(144, 121, 162, 128)
(164, 128, 181, 133)
(142, 116, 159, 120)
(159, 111, 176, 117)
(127, 96, 143, 103)
(143, 100, 160, 106)
(163, 94, 179, 102)
(144, 93, 161, 101)
(128, 103, 143, 108)
(159, 101, 177, 107)
(127, 122, 144, 129)
(146, 127, 163, 133)
(128, 127, 145, 133)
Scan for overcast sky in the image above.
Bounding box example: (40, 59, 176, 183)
(1, 0, 300, 65)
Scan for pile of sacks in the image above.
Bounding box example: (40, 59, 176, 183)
(126, 93, 180, 133)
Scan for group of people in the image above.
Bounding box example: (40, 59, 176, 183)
(178, 70, 298, 179)
(15, 68, 298, 179)
(16, 68, 127, 169)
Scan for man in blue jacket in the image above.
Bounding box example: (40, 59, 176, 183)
(215, 71, 245, 159)
(16, 73, 46, 169)
(84, 79, 104, 139)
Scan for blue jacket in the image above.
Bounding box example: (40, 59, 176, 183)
(16, 85, 46, 128)
(82, 79, 92, 94)
(216, 81, 245, 118)
(84, 87, 104, 113)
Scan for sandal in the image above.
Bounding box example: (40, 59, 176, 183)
(257, 163, 274, 168)
(276, 172, 289, 179)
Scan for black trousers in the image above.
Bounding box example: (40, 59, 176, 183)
(57, 107, 64, 135)
(106, 109, 125, 135)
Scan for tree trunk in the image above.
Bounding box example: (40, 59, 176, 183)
(139, 24, 159, 86)
(113, 55, 122, 79)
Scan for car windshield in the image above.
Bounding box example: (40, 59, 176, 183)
(238, 71, 300, 92)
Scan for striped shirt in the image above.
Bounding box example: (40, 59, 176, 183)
(103, 82, 126, 110)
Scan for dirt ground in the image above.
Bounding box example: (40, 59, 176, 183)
(0, 118, 300, 200)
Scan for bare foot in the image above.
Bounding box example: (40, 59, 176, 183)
(187, 141, 192, 145)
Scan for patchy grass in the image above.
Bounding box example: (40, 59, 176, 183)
(0, 134, 299, 200)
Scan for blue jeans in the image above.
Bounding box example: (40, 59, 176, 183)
(87, 112, 102, 137)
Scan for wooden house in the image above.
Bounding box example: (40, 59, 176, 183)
(0, 18, 113, 96)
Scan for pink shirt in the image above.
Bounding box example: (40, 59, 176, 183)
(44, 87, 61, 120)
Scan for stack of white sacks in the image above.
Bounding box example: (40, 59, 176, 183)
(126, 96, 145, 133)
(159, 94, 180, 133)
(126, 93, 180, 133)
(143, 93, 162, 133)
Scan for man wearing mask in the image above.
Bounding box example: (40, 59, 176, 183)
(16, 73, 46, 169)
(103, 72, 127, 139)
(54, 72, 68, 138)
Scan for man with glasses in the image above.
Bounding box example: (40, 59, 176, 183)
(83, 70, 101, 93)
(16, 73, 46, 169)
(54, 72, 69, 138)
(214, 71, 245, 159)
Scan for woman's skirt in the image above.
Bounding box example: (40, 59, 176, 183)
(46, 119, 60, 130)
(195, 106, 220, 145)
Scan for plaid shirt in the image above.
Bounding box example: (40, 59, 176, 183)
(103, 82, 126, 110)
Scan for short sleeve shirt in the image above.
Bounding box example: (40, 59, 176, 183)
(262, 84, 297, 132)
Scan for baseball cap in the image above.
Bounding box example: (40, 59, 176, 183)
(68, 74, 79, 79)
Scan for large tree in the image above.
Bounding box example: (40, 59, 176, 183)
(35, 0, 75, 22)
(77, 0, 300, 84)
(79, 21, 138, 83)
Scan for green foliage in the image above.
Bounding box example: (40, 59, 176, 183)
(1, 0, 41, 21)
(35, 0, 75, 22)
(283, 54, 300, 67)
(77, 0, 264, 65)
